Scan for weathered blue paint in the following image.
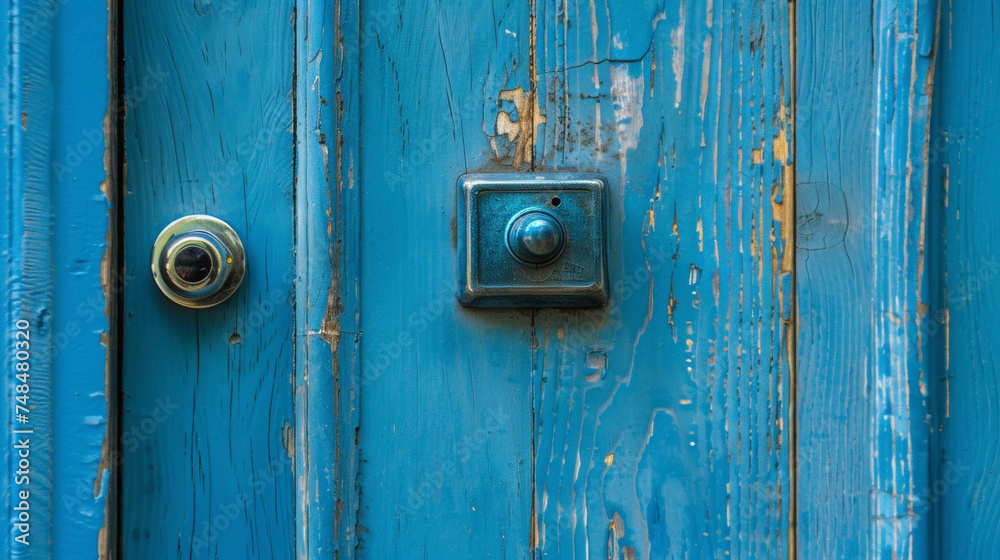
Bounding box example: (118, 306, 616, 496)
(797, 0, 938, 557)
(532, 1, 793, 557)
(2, 1, 115, 557)
(870, 1, 936, 554)
(929, 1, 1000, 556)
(354, 1, 536, 557)
(83, 0, 998, 557)
(336, 0, 794, 558)
(294, 0, 362, 557)
(121, 2, 296, 558)
(795, 3, 878, 557)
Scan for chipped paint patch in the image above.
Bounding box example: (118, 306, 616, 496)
(610, 64, 645, 181)
(496, 86, 545, 168)
(282, 420, 295, 460)
(670, 4, 686, 108)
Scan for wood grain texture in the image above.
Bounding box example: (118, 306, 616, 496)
(532, 1, 793, 558)
(869, 1, 936, 556)
(3, 0, 58, 555)
(794, 3, 875, 557)
(3, 1, 116, 557)
(797, 1, 939, 557)
(929, 1, 1000, 557)
(2, 1, 56, 555)
(49, 1, 119, 556)
(355, 1, 536, 558)
(294, 0, 362, 557)
(122, 2, 296, 558)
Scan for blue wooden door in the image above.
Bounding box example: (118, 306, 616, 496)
(6, 0, 993, 558)
(120, 0, 793, 558)
(345, 1, 793, 558)
(121, 2, 297, 558)
(121, 0, 794, 558)
(928, 1, 1000, 555)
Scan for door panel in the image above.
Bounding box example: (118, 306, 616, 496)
(118, 1, 794, 558)
(356, 2, 535, 557)
(532, 1, 793, 557)
(354, 1, 793, 558)
(931, 2, 1000, 556)
(794, 4, 875, 557)
(122, 2, 296, 558)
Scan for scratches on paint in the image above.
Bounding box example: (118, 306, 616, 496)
(699, 35, 712, 118)
(525, 0, 792, 556)
(670, 3, 685, 108)
(772, 103, 794, 276)
(124, 2, 297, 555)
(589, 0, 601, 89)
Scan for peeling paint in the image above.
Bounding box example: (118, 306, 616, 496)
(496, 86, 545, 168)
(98, 1, 120, 555)
(670, 4, 685, 108)
(610, 64, 645, 182)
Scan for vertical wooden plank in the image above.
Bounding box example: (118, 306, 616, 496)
(794, 3, 875, 557)
(797, 1, 937, 557)
(355, 2, 535, 557)
(294, 0, 362, 557)
(3, 1, 55, 556)
(870, 1, 935, 557)
(3, 1, 116, 557)
(122, 2, 296, 558)
(929, 1, 1000, 556)
(533, 0, 793, 558)
(0, 7, 11, 556)
(49, 0, 119, 556)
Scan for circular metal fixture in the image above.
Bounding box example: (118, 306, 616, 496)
(506, 209, 566, 265)
(151, 215, 245, 308)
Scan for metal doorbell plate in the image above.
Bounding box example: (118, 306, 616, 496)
(457, 173, 609, 307)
